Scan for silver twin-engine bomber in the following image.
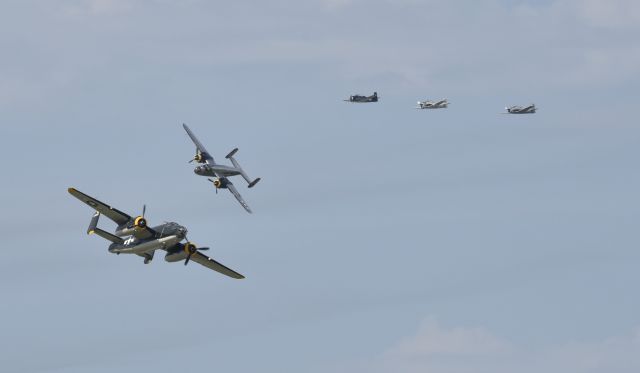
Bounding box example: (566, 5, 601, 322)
(183, 123, 261, 213)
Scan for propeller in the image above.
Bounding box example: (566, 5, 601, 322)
(182, 239, 210, 266)
(189, 151, 203, 164)
(208, 178, 219, 194)
(133, 204, 147, 229)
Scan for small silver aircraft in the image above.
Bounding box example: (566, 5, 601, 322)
(505, 104, 536, 114)
(68, 187, 244, 279)
(416, 99, 449, 109)
(183, 124, 261, 214)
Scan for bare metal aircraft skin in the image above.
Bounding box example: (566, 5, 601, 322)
(505, 104, 536, 114)
(183, 124, 261, 214)
(416, 99, 449, 109)
(345, 92, 378, 103)
(68, 187, 244, 279)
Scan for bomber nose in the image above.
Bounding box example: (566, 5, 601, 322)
(194, 166, 201, 175)
(178, 226, 187, 237)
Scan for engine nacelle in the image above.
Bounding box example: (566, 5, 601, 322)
(134, 216, 147, 229)
(190, 149, 207, 164)
(213, 178, 229, 189)
(165, 251, 188, 262)
(165, 245, 189, 263)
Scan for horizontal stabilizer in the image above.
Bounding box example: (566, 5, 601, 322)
(225, 147, 239, 159)
(88, 212, 100, 234)
(90, 227, 124, 244)
(226, 150, 260, 188)
(248, 178, 261, 188)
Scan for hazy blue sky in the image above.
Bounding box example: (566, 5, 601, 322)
(1, 1, 639, 372)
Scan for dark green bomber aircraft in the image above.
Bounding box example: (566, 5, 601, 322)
(68, 188, 244, 279)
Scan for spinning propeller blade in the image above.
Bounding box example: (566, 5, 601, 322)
(207, 178, 218, 194)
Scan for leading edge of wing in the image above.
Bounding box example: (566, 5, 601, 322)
(190, 251, 245, 279)
(182, 123, 215, 163)
(68, 187, 131, 226)
(226, 182, 252, 213)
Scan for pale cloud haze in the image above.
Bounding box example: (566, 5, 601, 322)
(337, 318, 640, 373)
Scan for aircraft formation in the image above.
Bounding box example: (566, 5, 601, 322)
(70, 93, 535, 280)
(345, 91, 536, 114)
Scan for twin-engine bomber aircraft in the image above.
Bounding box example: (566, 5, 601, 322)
(183, 124, 261, 214)
(417, 99, 449, 109)
(68, 187, 244, 279)
(505, 104, 536, 114)
(345, 92, 378, 103)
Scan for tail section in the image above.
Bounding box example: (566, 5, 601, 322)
(88, 211, 100, 234)
(86, 212, 124, 244)
(226, 148, 261, 188)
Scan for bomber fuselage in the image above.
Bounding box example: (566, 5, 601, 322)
(193, 164, 241, 177)
(109, 222, 187, 255)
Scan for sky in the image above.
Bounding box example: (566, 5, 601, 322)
(1, 0, 639, 372)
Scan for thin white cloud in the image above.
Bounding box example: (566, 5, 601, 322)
(341, 317, 640, 373)
(3, 0, 639, 108)
(572, 0, 640, 29)
(386, 317, 511, 358)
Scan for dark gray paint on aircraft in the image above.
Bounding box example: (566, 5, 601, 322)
(68, 187, 244, 279)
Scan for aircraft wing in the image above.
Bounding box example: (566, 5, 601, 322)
(189, 251, 245, 279)
(183, 123, 215, 164)
(436, 100, 447, 106)
(226, 181, 252, 213)
(132, 226, 157, 240)
(523, 105, 535, 112)
(68, 188, 131, 226)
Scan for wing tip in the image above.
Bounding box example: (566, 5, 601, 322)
(68, 187, 77, 194)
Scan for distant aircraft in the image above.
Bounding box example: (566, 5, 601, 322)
(417, 99, 449, 109)
(505, 104, 536, 114)
(345, 92, 378, 103)
(68, 188, 244, 279)
(183, 124, 261, 214)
